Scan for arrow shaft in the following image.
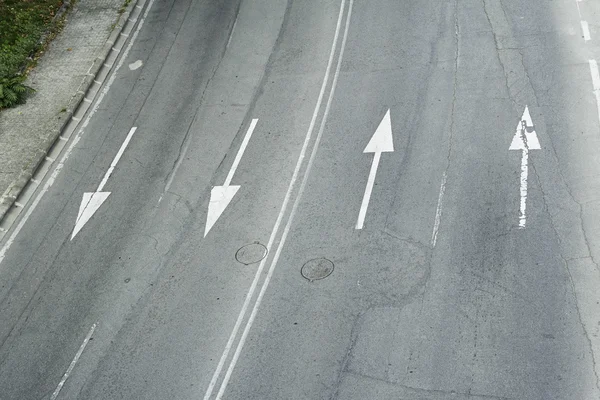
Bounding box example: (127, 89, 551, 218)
(519, 147, 529, 228)
(356, 151, 381, 230)
(224, 119, 258, 187)
(97, 126, 137, 191)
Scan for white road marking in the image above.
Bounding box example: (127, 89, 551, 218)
(214, 1, 354, 399)
(509, 106, 540, 229)
(98, 127, 137, 191)
(0, 0, 157, 265)
(203, 0, 352, 398)
(204, 119, 258, 237)
(71, 127, 138, 240)
(589, 60, 600, 129)
(582, 21, 591, 41)
(518, 146, 529, 228)
(431, 171, 447, 247)
(50, 323, 96, 400)
(355, 109, 394, 230)
(224, 119, 257, 187)
(128, 60, 143, 70)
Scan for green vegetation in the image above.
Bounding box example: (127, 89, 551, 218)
(0, 0, 65, 109)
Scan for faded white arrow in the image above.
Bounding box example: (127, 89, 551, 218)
(509, 106, 540, 229)
(205, 119, 258, 237)
(356, 109, 394, 229)
(72, 126, 138, 240)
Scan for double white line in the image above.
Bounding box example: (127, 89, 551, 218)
(202, 0, 355, 398)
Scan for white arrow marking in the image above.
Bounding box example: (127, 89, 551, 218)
(204, 119, 258, 237)
(356, 109, 394, 229)
(509, 106, 540, 229)
(71, 126, 138, 240)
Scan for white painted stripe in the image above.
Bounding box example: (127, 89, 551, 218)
(518, 147, 529, 228)
(223, 119, 258, 187)
(355, 152, 381, 229)
(203, 1, 350, 398)
(589, 60, 600, 132)
(582, 20, 591, 41)
(431, 171, 447, 247)
(0, 0, 156, 266)
(214, 1, 354, 399)
(590, 60, 600, 90)
(97, 127, 137, 191)
(50, 323, 96, 400)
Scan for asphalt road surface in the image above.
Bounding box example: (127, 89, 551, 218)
(2, 0, 600, 399)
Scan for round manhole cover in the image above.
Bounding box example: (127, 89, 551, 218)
(235, 243, 268, 265)
(301, 258, 334, 282)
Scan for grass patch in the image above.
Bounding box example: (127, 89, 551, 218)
(0, 0, 66, 108)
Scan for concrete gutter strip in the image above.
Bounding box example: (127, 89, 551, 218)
(0, 0, 142, 225)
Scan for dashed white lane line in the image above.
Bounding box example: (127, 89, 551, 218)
(202, 1, 353, 398)
(589, 60, 600, 128)
(0, 0, 157, 266)
(582, 20, 591, 41)
(50, 323, 97, 400)
(431, 171, 447, 247)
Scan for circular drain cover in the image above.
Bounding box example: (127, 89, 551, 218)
(301, 258, 334, 281)
(235, 243, 268, 265)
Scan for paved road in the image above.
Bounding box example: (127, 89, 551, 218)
(2, 0, 600, 399)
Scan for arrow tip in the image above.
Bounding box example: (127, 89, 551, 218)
(509, 105, 541, 150)
(204, 185, 240, 237)
(364, 109, 394, 153)
(71, 192, 111, 240)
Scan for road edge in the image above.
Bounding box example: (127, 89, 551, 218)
(0, 0, 144, 234)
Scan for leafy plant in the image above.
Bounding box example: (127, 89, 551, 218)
(0, 75, 35, 109)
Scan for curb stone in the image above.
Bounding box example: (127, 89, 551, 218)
(0, 0, 145, 238)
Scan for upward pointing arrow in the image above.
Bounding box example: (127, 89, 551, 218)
(204, 119, 258, 237)
(509, 106, 540, 150)
(509, 106, 541, 229)
(72, 127, 138, 240)
(356, 109, 394, 229)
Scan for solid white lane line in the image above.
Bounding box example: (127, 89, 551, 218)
(0, 0, 156, 266)
(202, 1, 350, 398)
(582, 20, 591, 41)
(589, 60, 600, 129)
(356, 152, 381, 229)
(50, 323, 97, 400)
(97, 127, 137, 191)
(223, 119, 258, 187)
(214, 1, 354, 398)
(518, 147, 529, 228)
(431, 171, 447, 247)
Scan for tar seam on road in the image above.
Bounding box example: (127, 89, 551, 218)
(431, 171, 447, 247)
(202, 0, 353, 398)
(50, 323, 97, 400)
(0, 0, 157, 266)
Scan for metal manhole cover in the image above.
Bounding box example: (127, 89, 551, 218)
(235, 243, 268, 265)
(301, 258, 334, 281)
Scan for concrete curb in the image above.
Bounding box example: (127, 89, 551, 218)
(0, 0, 144, 232)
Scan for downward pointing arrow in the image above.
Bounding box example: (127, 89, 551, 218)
(71, 127, 137, 240)
(356, 109, 394, 230)
(72, 192, 110, 239)
(204, 119, 258, 237)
